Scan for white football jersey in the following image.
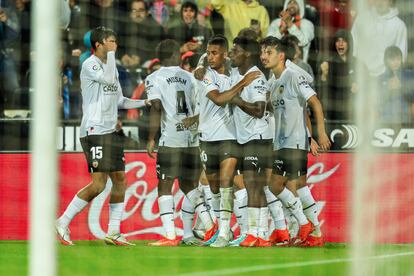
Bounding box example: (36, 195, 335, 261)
(198, 67, 236, 141)
(231, 66, 272, 144)
(270, 61, 316, 150)
(79, 53, 122, 138)
(146, 66, 199, 147)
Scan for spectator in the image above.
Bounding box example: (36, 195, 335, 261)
(284, 34, 315, 86)
(118, 0, 166, 69)
(0, 0, 20, 112)
(377, 46, 414, 124)
(351, 0, 407, 76)
(267, 0, 315, 63)
(211, 0, 269, 44)
(318, 29, 363, 121)
(167, 1, 213, 54)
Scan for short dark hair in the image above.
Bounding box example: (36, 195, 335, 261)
(156, 39, 180, 62)
(384, 46, 403, 62)
(233, 36, 260, 56)
(181, 1, 198, 17)
(237, 27, 259, 41)
(260, 36, 293, 61)
(208, 35, 228, 51)
(90, 26, 117, 50)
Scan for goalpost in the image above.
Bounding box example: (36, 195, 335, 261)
(29, 0, 60, 275)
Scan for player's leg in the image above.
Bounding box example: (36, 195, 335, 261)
(180, 194, 203, 246)
(229, 173, 249, 246)
(179, 147, 217, 244)
(296, 176, 323, 246)
(149, 147, 181, 246)
(210, 140, 238, 247)
(104, 170, 134, 246)
(56, 134, 111, 245)
(56, 173, 107, 245)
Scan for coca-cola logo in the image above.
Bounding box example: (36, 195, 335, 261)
(88, 160, 184, 239)
(87, 160, 340, 239)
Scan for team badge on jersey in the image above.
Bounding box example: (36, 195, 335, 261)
(278, 85, 284, 94)
(92, 65, 99, 71)
(202, 77, 212, 86)
(92, 160, 99, 168)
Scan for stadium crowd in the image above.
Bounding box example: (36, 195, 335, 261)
(0, 0, 413, 140)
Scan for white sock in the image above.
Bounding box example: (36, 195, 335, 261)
(108, 202, 124, 235)
(277, 188, 308, 226)
(264, 186, 286, 230)
(219, 187, 233, 238)
(297, 186, 321, 236)
(247, 207, 260, 237)
(283, 204, 299, 238)
(187, 188, 213, 230)
(258, 207, 269, 239)
(57, 195, 88, 228)
(234, 188, 248, 235)
(211, 192, 221, 222)
(181, 195, 195, 239)
(158, 195, 176, 240)
(202, 184, 215, 221)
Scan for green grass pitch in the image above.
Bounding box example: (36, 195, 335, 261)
(1, 241, 414, 276)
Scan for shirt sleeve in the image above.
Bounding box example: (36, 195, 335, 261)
(202, 70, 219, 94)
(145, 75, 161, 101)
(295, 72, 316, 101)
(118, 97, 146, 109)
(82, 52, 118, 85)
(249, 76, 268, 102)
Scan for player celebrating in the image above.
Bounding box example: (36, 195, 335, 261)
(228, 37, 273, 247)
(191, 35, 261, 247)
(146, 39, 216, 246)
(260, 36, 331, 245)
(55, 27, 149, 246)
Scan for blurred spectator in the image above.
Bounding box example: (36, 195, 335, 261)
(377, 46, 414, 124)
(318, 29, 363, 121)
(267, 0, 315, 63)
(118, 0, 166, 70)
(351, 0, 407, 76)
(167, 1, 212, 54)
(0, 0, 20, 112)
(284, 34, 315, 86)
(149, 0, 171, 26)
(211, 0, 269, 44)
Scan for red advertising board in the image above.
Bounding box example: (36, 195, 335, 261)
(1, 153, 413, 243)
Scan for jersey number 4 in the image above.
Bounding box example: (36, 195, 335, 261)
(176, 90, 189, 115)
(90, 146, 103, 159)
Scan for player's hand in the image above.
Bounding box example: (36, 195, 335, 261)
(241, 71, 261, 87)
(194, 66, 206, 80)
(182, 116, 196, 129)
(317, 133, 331, 152)
(147, 140, 156, 159)
(310, 137, 320, 157)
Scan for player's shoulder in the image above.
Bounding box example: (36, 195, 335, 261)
(81, 56, 101, 74)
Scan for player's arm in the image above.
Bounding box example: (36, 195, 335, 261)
(118, 97, 151, 109)
(182, 114, 199, 129)
(85, 51, 118, 85)
(307, 95, 331, 152)
(147, 99, 161, 159)
(231, 96, 266, 118)
(207, 71, 261, 106)
(266, 91, 273, 113)
(305, 110, 320, 156)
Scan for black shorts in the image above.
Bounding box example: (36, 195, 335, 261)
(156, 146, 201, 182)
(272, 148, 308, 179)
(200, 140, 238, 174)
(236, 139, 273, 174)
(80, 132, 125, 173)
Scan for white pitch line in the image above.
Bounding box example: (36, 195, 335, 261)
(176, 251, 414, 276)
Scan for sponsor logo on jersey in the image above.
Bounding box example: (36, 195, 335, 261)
(103, 84, 118, 92)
